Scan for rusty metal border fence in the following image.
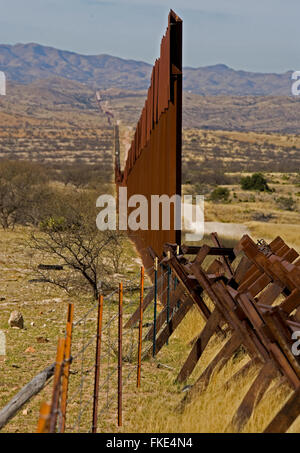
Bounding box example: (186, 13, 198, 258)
(115, 10, 182, 269)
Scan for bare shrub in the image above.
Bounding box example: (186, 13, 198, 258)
(0, 160, 49, 229)
(29, 190, 125, 300)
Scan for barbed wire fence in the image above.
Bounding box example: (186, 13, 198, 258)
(36, 262, 172, 433)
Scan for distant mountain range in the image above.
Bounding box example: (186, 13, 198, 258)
(0, 43, 295, 96)
(1, 43, 300, 134)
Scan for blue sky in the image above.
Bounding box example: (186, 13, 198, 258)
(0, 0, 299, 72)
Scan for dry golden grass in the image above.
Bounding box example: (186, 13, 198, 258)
(0, 126, 113, 165)
(202, 172, 300, 252)
(247, 222, 300, 250)
(114, 306, 300, 433)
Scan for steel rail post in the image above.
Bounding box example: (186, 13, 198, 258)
(118, 283, 123, 427)
(37, 402, 51, 433)
(153, 258, 158, 356)
(49, 338, 65, 433)
(60, 303, 74, 433)
(137, 267, 144, 387)
(92, 295, 104, 433)
(166, 252, 171, 345)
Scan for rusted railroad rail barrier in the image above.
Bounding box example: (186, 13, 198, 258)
(124, 233, 300, 432)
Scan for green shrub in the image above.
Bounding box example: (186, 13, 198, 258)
(210, 187, 230, 202)
(39, 216, 68, 232)
(240, 173, 271, 192)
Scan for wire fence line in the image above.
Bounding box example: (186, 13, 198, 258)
(36, 263, 166, 433)
(33, 250, 201, 433)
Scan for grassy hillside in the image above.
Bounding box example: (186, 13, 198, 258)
(182, 129, 300, 177)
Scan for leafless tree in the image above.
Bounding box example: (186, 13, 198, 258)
(29, 191, 126, 300)
(0, 160, 48, 229)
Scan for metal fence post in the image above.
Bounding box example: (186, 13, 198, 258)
(60, 303, 74, 433)
(166, 252, 171, 345)
(153, 257, 158, 357)
(137, 267, 144, 388)
(118, 283, 123, 427)
(174, 245, 179, 290)
(49, 338, 65, 433)
(37, 402, 51, 433)
(92, 295, 104, 433)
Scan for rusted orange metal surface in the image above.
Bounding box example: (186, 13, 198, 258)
(115, 10, 182, 267)
(36, 402, 51, 433)
(60, 303, 74, 433)
(49, 337, 65, 433)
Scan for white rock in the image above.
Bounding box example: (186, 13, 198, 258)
(8, 311, 24, 329)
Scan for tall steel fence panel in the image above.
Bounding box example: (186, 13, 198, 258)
(115, 10, 182, 269)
